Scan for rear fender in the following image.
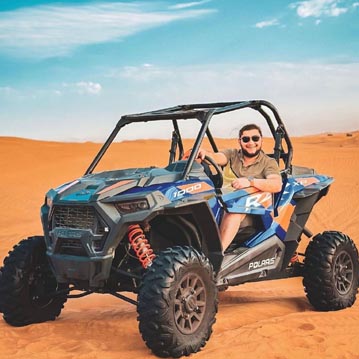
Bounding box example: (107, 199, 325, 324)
(277, 174, 333, 245)
(291, 174, 333, 199)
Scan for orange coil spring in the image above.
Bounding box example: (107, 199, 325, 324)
(127, 224, 156, 269)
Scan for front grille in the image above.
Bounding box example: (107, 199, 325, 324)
(51, 205, 108, 255)
(52, 206, 99, 231)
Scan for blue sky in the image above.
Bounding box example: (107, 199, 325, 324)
(0, 0, 358, 141)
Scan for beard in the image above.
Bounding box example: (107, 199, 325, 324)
(241, 148, 261, 158)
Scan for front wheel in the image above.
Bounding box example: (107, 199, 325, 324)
(303, 231, 358, 311)
(137, 246, 218, 358)
(0, 236, 69, 326)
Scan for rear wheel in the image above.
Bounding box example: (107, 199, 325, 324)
(303, 231, 358, 311)
(0, 236, 68, 326)
(137, 246, 218, 358)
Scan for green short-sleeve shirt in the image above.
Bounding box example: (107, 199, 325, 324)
(221, 149, 280, 188)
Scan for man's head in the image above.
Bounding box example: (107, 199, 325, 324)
(238, 124, 262, 158)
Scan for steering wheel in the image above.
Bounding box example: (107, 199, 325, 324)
(180, 150, 223, 188)
(203, 155, 223, 188)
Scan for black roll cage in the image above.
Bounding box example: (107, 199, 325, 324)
(85, 100, 293, 178)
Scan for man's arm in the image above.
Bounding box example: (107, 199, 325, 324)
(197, 148, 228, 166)
(250, 174, 282, 193)
(231, 174, 282, 193)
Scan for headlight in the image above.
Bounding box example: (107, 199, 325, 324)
(45, 195, 53, 208)
(115, 199, 149, 214)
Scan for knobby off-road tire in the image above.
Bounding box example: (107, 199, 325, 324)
(137, 246, 218, 358)
(0, 236, 69, 326)
(303, 231, 358, 311)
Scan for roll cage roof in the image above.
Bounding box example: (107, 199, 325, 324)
(86, 100, 293, 178)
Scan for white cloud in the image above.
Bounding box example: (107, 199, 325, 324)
(110, 63, 172, 81)
(75, 82, 102, 95)
(255, 19, 280, 28)
(353, 2, 359, 7)
(0, 86, 17, 96)
(0, 2, 215, 59)
(169, 1, 212, 10)
(62, 81, 102, 95)
(291, 0, 349, 18)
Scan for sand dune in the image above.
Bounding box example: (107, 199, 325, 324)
(0, 132, 358, 358)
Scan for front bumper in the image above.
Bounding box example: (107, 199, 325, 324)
(48, 252, 113, 287)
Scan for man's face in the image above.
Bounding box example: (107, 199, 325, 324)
(238, 129, 262, 158)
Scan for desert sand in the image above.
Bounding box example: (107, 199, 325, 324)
(0, 132, 358, 359)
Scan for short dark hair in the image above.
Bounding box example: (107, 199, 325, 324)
(239, 124, 262, 138)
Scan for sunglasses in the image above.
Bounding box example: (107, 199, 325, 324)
(240, 135, 261, 143)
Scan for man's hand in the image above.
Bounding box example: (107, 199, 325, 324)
(197, 148, 207, 160)
(231, 177, 251, 189)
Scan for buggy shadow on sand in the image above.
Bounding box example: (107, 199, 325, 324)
(0, 100, 357, 357)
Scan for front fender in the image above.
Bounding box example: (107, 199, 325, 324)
(149, 200, 223, 273)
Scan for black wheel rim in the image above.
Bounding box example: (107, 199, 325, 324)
(174, 272, 207, 334)
(29, 263, 56, 308)
(334, 250, 354, 295)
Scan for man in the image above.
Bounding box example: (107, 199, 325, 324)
(197, 124, 282, 252)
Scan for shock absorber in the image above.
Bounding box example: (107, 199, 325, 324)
(127, 224, 156, 269)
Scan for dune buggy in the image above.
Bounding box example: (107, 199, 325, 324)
(0, 100, 358, 357)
